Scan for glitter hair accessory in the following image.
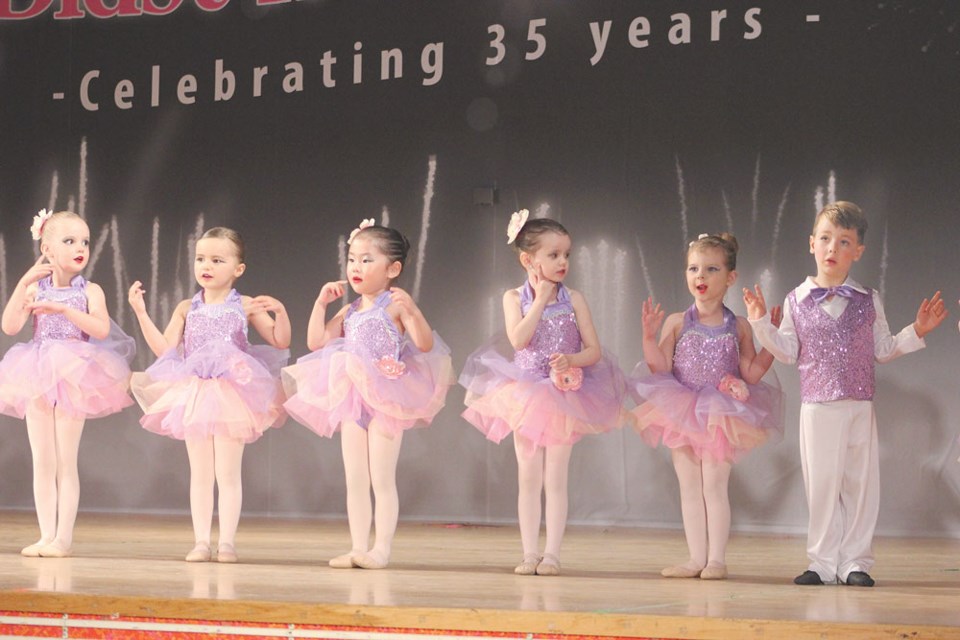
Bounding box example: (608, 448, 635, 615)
(347, 218, 376, 244)
(506, 209, 529, 245)
(30, 208, 53, 241)
(688, 233, 710, 247)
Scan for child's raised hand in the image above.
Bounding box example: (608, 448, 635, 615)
(914, 290, 948, 338)
(641, 297, 664, 341)
(530, 264, 556, 301)
(27, 299, 66, 315)
(128, 280, 147, 315)
(743, 285, 768, 320)
(388, 287, 417, 317)
(770, 305, 783, 328)
(549, 352, 571, 372)
(19, 255, 54, 288)
(317, 280, 347, 305)
(246, 295, 286, 316)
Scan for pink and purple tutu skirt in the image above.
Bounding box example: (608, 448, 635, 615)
(460, 334, 628, 449)
(282, 333, 454, 438)
(631, 366, 784, 462)
(131, 341, 288, 443)
(0, 321, 134, 420)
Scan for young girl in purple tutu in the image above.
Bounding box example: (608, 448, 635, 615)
(128, 227, 290, 563)
(0, 209, 134, 558)
(460, 211, 627, 576)
(632, 233, 783, 580)
(282, 220, 454, 570)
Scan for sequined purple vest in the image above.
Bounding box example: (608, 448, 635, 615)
(789, 288, 876, 403)
(514, 282, 581, 378)
(183, 289, 249, 356)
(344, 291, 401, 361)
(672, 305, 740, 391)
(33, 275, 89, 343)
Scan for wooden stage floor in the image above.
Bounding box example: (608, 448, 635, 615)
(1, 511, 959, 639)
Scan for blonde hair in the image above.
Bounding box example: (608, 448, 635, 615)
(39, 211, 85, 244)
(687, 232, 739, 271)
(813, 201, 867, 243)
(199, 227, 245, 263)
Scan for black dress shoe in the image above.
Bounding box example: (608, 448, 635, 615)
(794, 570, 824, 585)
(845, 571, 875, 587)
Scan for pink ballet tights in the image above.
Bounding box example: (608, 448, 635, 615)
(514, 434, 573, 561)
(25, 398, 85, 550)
(672, 446, 732, 570)
(185, 435, 245, 548)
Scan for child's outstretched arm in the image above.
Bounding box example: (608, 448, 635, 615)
(736, 306, 781, 384)
(388, 287, 433, 352)
(549, 289, 600, 371)
(128, 281, 187, 357)
(875, 290, 947, 362)
(744, 285, 799, 364)
(245, 295, 291, 349)
(306, 281, 347, 351)
(1, 256, 53, 335)
(28, 281, 111, 340)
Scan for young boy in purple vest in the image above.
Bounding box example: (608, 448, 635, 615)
(743, 201, 947, 587)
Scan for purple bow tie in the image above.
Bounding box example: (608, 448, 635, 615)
(810, 284, 859, 303)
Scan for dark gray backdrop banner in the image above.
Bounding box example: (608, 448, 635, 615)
(1, 1, 958, 535)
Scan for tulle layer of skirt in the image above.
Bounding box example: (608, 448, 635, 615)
(131, 341, 288, 443)
(282, 333, 454, 439)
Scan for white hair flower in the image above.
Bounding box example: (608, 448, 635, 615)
(506, 209, 529, 245)
(30, 208, 53, 241)
(688, 233, 711, 247)
(347, 218, 376, 244)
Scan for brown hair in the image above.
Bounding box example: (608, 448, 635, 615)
(687, 232, 739, 271)
(813, 201, 868, 243)
(512, 218, 570, 258)
(199, 227, 245, 262)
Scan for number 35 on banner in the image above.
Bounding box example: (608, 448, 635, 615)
(486, 19, 548, 66)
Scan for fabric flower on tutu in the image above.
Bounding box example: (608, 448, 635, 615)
(375, 355, 406, 379)
(550, 366, 583, 391)
(506, 209, 529, 244)
(231, 358, 253, 386)
(30, 208, 53, 241)
(717, 373, 749, 402)
(348, 218, 376, 244)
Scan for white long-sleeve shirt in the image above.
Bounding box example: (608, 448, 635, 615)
(749, 276, 925, 366)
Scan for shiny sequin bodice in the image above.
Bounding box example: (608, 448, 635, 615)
(34, 276, 89, 343)
(183, 289, 249, 356)
(672, 305, 740, 391)
(344, 292, 401, 361)
(790, 288, 875, 402)
(514, 282, 581, 377)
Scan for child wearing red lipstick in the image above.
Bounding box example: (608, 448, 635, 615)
(632, 232, 783, 580)
(0, 210, 135, 558)
(460, 211, 628, 576)
(282, 220, 454, 570)
(128, 227, 290, 563)
(745, 202, 947, 587)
